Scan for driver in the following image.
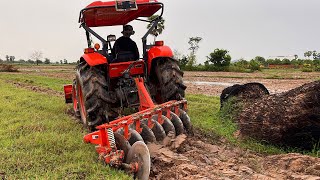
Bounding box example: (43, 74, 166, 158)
(112, 24, 140, 61)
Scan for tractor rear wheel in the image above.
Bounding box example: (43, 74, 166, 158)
(76, 61, 115, 131)
(154, 58, 186, 102)
(72, 79, 80, 117)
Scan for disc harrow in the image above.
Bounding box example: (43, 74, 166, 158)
(82, 78, 192, 179)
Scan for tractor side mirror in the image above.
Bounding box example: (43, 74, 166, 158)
(107, 35, 117, 42)
(115, 0, 138, 11)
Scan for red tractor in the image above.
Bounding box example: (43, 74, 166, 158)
(64, 0, 191, 179)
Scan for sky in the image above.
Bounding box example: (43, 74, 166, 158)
(0, 0, 319, 63)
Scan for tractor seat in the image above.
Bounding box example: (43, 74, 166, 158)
(111, 51, 136, 63)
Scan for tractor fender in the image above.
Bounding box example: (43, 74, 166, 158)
(147, 45, 173, 74)
(81, 52, 108, 66)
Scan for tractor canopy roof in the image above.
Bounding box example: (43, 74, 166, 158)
(79, 0, 162, 27)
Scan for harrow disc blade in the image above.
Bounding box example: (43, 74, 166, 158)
(140, 120, 157, 144)
(126, 141, 151, 180)
(114, 132, 131, 162)
(149, 117, 166, 142)
(165, 111, 185, 135)
(153, 115, 176, 137)
(129, 129, 144, 146)
(179, 109, 193, 135)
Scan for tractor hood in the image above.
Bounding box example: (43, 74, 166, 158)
(79, 0, 162, 27)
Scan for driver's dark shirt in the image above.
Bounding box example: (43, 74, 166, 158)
(112, 36, 140, 60)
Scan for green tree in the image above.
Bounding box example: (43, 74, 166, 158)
(188, 37, 202, 55)
(235, 58, 249, 68)
(313, 59, 320, 66)
(147, 15, 165, 42)
(304, 51, 313, 60)
(44, 58, 51, 64)
(27, 59, 35, 64)
(274, 58, 282, 65)
(9, 56, 15, 62)
(266, 59, 275, 65)
(63, 59, 68, 64)
(5, 55, 9, 62)
(312, 50, 318, 60)
(254, 56, 266, 65)
(206, 48, 231, 67)
(249, 60, 261, 71)
(187, 37, 202, 66)
(173, 49, 188, 68)
(294, 54, 298, 60)
(178, 55, 188, 68)
(282, 58, 291, 65)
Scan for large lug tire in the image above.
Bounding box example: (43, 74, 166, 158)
(153, 58, 187, 102)
(76, 61, 115, 131)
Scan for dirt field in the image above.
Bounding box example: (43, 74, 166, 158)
(184, 71, 320, 96)
(16, 65, 320, 97)
(9, 65, 320, 179)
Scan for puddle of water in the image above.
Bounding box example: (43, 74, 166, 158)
(184, 81, 236, 87)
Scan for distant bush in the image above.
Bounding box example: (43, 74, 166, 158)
(227, 65, 250, 73)
(0, 64, 19, 72)
(249, 60, 262, 72)
(301, 67, 313, 72)
(180, 64, 251, 73)
(314, 66, 320, 72)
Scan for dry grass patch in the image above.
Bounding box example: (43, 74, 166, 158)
(0, 63, 19, 72)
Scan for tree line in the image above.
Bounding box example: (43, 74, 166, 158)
(146, 16, 320, 72)
(174, 36, 320, 72)
(0, 51, 74, 65)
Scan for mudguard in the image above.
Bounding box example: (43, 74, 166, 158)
(147, 45, 173, 74)
(63, 84, 72, 104)
(81, 52, 108, 66)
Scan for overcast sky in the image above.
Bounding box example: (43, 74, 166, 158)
(0, 0, 319, 63)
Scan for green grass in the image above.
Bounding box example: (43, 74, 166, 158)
(0, 73, 70, 92)
(186, 95, 237, 141)
(0, 79, 130, 179)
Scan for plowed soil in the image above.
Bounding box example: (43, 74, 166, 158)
(9, 66, 320, 179)
(149, 132, 320, 180)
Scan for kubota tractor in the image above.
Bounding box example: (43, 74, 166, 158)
(64, 0, 191, 179)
